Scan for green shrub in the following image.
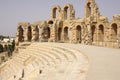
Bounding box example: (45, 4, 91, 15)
(0, 44, 3, 53)
(4, 45, 7, 52)
(12, 40, 15, 51)
(7, 44, 13, 56)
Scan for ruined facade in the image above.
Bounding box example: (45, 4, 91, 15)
(16, 0, 120, 48)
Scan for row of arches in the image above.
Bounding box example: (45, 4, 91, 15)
(17, 23, 119, 43)
(51, 4, 75, 20)
(17, 26, 39, 42)
(58, 27, 70, 42)
(91, 23, 118, 43)
(57, 23, 118, 43)
(91, 25, 104, 42)
(57, 24, 118, 44)
(57, 25, 82, 43)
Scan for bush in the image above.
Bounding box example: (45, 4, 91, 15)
(0, 44, 3, 53)
(4, 45, 7, 52)
(12, 40, 15, 51)
(7, 44, 13, 56)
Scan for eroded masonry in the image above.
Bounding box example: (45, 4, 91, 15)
(16, 0, 120, 48)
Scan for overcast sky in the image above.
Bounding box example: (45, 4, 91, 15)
(0, 0, 120, 36)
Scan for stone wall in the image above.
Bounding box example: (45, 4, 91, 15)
(15, 0, 120, 48)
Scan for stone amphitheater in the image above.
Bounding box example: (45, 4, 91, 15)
(0, 42, 120, 80)
(0, 0, 120, 80)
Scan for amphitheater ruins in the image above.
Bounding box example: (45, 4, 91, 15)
(0, 0, 120, 80)
(15, 0, 120, 48)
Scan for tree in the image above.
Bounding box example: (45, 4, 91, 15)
(12, 40, 15, 51)
(0, 35, 3, 40)
(0, 44, 3, 53)
(7, 44, 13, 56)
(4, 45, 7, 52)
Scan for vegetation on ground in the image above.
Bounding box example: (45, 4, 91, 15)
(0, 35, 15, 56)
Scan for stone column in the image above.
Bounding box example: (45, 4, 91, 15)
(70, 28, 77, 43)
(32, 26, 36, 41)
(48, 24, 57, 42)
(70, 9, 75, 20)
(118, 27, 120, 48)
(39, 26, 42, 41)
(109, 27, 113, 47)
(15, 30, 19, 47)
(61, 28, 64, 42)
(52, 26, 57, 42)
(15, 30, 19, 41)
(32, 26, 39, 41)
(96, 27, 99, 46)
(49, 26, 53, 42)
(87, 24, 92, 45)
(104, 28, 108, 47)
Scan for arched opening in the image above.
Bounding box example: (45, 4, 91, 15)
(58, 27, 62, 41)
(87, 2, 92, 17)
(35, 25, 39, 40)
(45, 27, 50, 39)
(91, 25, 96, 42)
(98, 25, 104, 42)
(48, 21, 53, 24)
(53, 7, 59, 19)
(111, 23, 118, 42)
(27, 26, 32, 41)
(18, 26, 24, 42)
(64, 27, 69, 41)
(76, 25, 82, 43)
(64, 6, 70, 20)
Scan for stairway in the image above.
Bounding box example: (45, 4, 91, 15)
(0, 42, 89, 80)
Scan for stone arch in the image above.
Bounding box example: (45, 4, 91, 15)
(48, 20, 54, 24)
(91, 25, 96, 42)
(85, 0, 95, 19)
(86, 2, 92, 17)
(111, 23, 118, 42)
(85, 0, 100, 22)
(35, 24, 42, 40)
(27, 26, 32, 41)
(18, 26, 24, 42)
(63, 4, 75, 20)
(98, 25, 104, 42)
(51, 5, 61, 19)
(76, 25, 82, 43)
(64, 27, 69, 41)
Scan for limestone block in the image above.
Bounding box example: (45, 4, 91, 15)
(99, 16, 108, 23)
(113, 14, 120, 21)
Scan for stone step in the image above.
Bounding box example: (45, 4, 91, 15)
(28, 44, 68, 61)
(0, 42, 89, 80)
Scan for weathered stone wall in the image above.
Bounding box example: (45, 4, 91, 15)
(16, 0, 120, 48)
